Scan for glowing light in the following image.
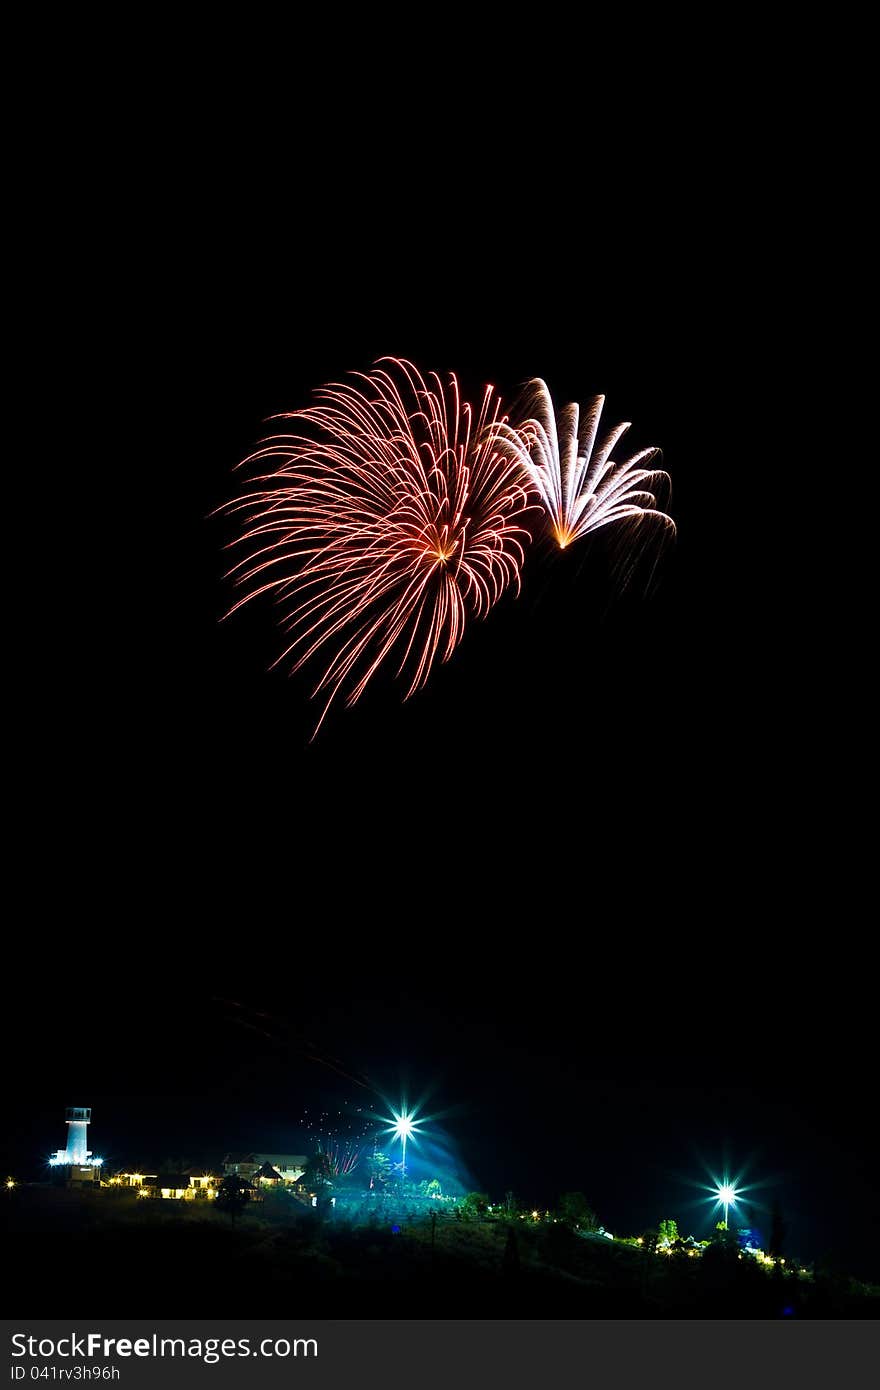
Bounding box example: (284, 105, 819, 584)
(715, 1181, 739, 1227)
(705, 1176, 744, 1230)
(392, 1115, 415, 1141)
(5, 1179, 15, 1190)
(531, 1210, 540, 1220)
(223, 358, 533, 735)
(137, 1188, 150, 1198)
(382, 1105, 424, 1179)
(497, 381, 674, 554)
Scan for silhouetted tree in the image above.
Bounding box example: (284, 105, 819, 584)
(769, 1200, 787, 1259)
(302, 1150, 332, 1191)
(640, 1229, 658, 1293)
(215, 1174, 251, 1226)
(559, 1192, 598, 1230)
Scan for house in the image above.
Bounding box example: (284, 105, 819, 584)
(154, 1173, 190, 1200)
(110, 1170, 157, 1189)
(185, 1169, 221, 1198)
(136, 1172, 221, 1200)
(223, 1153, 307, 1184)
(222, 1153, 261, 1180)
(254, 1161, 284, 1189)
(254, 1153, 308, 1183)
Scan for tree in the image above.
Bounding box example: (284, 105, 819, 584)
(708, 1221, 738, 1255)
(302, 1150, 332, 1191)
(558, 1192, 598, 1231)
(769, 1200, 787, 1260)
(658, 1218, 679, 1245)
(459, 1192, 489, 1220)
(641, 1229, 659, 1256)
(640, 1229, 659, 1293)
(368, 1152, 392, 1189)
(215, 1175, 251, 1226)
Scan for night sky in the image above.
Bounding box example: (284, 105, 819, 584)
(9, 151, 874, 1286)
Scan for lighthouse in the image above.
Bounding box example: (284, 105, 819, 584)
(50, 1106, 103, 1170)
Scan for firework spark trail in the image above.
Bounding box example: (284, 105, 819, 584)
(222, 358, 534, 733)
(498, 379, 674, 552)
(320, 1140, 362, 1177)
(216, 999, 377, 1093)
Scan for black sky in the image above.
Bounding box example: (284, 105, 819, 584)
(9, 94, 872, 1285)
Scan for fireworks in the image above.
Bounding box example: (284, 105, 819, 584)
(322, 1141, 362, 1178)
(501, 379, 674, 550)
(223, 358, 532, 733)
(222, 361, 674, 730)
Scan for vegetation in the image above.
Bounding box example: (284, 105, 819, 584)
(214, 1174, 251, 1225)
(558, 1192, 598, 1231)
(366, 1152, 392, 1189)
(4, 1184, 878, 1318)
(456, 1192, 490, 1220)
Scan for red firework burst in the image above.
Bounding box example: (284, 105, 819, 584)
(223, 358, 533, 733)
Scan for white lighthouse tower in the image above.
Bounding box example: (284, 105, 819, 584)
(50, 1106, 102, 1171)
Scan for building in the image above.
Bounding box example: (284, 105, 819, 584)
(185, 1169, 221, 1198)
(49, 1106, 104, 1177)
(255, 1154, 307, 1184)
(134, 1171, 221, 1201)
(254, 1161, 284, 1189)
(222, 1153, 307, 1184)
(68, 1164, 101, 1186)
(109, 1170, 157, 1189)
(154, 1174, 190, 1201)
(222, 1153, 261, 1180)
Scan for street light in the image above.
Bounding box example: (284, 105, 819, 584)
(715, 1181, 739, 1230)
(391, 1111, 414, 1178)
(384, 1107, 422, 1181)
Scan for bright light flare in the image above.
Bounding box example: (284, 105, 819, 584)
(381, 1105, 425, 1179)
(701, 1173, 749, 1229)
(383, 1107, 423, 1146)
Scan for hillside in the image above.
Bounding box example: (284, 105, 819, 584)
(4, 1187, 878, 1318)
